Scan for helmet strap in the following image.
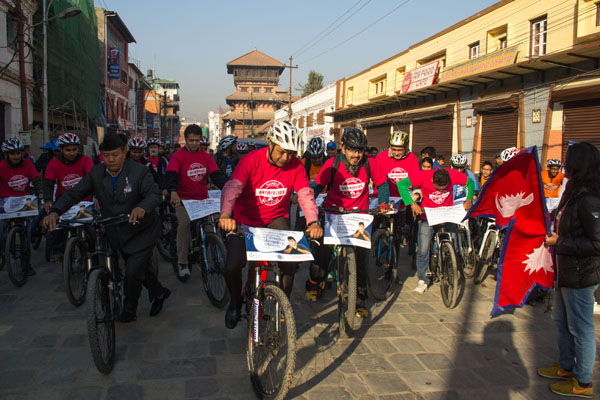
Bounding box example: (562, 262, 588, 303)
(267, 142, 277, 166)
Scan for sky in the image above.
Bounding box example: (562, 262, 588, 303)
(108, 0, 499, 123)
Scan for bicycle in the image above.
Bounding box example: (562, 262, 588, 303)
(57, 218, 95, 307)
(321, 206, 379, 337)
(473, 218, 500, 285)
(427, 223, 460, 309)
(456, 222, 476, 279)
(63, 214, 130, 375)
(172, 213, 229, 308)
(240, 228, 297, 399)
(157, 196, 177, 263)
(4, 217, 32, 287)
(369, 212, 399, 300)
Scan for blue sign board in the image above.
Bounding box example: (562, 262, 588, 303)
(108, 48, 120, 79)
(147, 116, 154, 129)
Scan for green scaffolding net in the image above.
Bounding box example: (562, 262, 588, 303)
(33, 0, 101, 122)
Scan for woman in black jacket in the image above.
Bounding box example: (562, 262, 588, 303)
(538, 142, 599, 398)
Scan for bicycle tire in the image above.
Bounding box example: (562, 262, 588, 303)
(86, 268, 115, 375)
(458, 229, 476, 279)
(338, 247, 357, 338)
(31, 223, 43, 250)
(246, 284, 296, 400)
(439, 242, 459, 309)
(6, 226, 28, 287)
(368, 229, 396, 300)
(44, 231, 52, 262)
(157, 213, 177, 262)
(63, 237, 87, 307)
(201, 232, 229, 308)
(474, 230, 497, 285)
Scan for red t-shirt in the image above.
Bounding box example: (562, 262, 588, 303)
(375, 151, 420, 197)
(0, 159, 39, 198)
(316, 156, 386, 210)
(231, 147, 309, 227)
(166, 148, 218, 200)
(44, 155, 94, 198)
(147, 155, 160, 172)
(409, 169, 467, 220)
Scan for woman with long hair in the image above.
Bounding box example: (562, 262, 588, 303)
(538, 142, 600, 398)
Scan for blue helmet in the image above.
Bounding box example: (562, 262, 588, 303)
(41, 142, 53, 150)
(51, 139, 60, 151)
(326, 142, 337, 150)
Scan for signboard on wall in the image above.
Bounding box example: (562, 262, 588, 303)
(307, 126, 325, 137)
(440, 45, 519, 83)
(401, 60, 440, 93)
(108, 48, 120, 79)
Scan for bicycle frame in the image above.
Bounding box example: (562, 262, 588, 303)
(246, 261, 283, 343)
(429, 225, 454, 277)
(478, 219, 498, 259)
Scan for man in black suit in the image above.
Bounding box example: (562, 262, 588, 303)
(44, 133, 170, 322)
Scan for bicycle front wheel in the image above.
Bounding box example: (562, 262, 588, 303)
(63, 236, 88, 307)
(439, 242, 459, 309)
(247, 285, 296, 400)
(338, 247, 357, 337)
(474, 230, 497, 285)
(157, 213, 177, 262)
(458, 228, 476, 279)
(201, 232, 229, 308)
(368, 229, 396, 300)
(86, 268, 115, 375)
(6, 225, 28, 287)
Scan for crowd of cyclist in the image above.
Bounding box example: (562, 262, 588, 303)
(0, 120, 568, 328)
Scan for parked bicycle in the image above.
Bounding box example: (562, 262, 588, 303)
(427, 223, 460, 308)
(240, 228, 296, 400)
(170, 213, 229, 308)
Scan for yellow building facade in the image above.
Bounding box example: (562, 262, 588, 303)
(332, 0, 600, 171)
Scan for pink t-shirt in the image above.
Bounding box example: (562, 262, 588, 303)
(231, 147, 310, 227)
(166, 148, 218, 200)
(409, 168, 467, 220)
(44, 155, 94, 198)
(0, 159, 39, 198)
(316, 156, 386, 210)
(375, 151, 420, 197)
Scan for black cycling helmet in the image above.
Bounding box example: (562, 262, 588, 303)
(341, 127, 367, 150)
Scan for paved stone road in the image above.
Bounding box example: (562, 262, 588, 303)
(0, 244, 599, 400)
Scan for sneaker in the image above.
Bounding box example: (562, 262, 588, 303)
(178, 264, 191, 278)
(550, 377, 593, 398)
(413, 280, 427, 294)
(594, 302, 600, 315)
(538, 362, 573, 379)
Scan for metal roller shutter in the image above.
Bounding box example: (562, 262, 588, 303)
(365, 124, 391, 152)
(562, 99, 600, 160)
(480, 109, 518, 165)
(412, 117, 453, 161)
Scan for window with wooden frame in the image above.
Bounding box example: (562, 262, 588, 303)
(487, 25, 507, 53)
(346, 87, 354, 105)
(316, 110, 325, 125)
(531, 15, 547, 57)
(369, 75, 387, 99)
(596, 3, 600, 26)
(469, 41, 480, 59)
(307, 113, 314, 127)
(394, 67, 405, 92)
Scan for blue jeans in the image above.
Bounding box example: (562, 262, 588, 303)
(416, 220, 434, 283)
(552, 284, 599, 384)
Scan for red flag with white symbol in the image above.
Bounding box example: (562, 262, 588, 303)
(466, 146, 553, 315)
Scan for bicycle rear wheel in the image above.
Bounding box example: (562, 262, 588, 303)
(6, 225, 28, 287)
(86, 268, 115, 374)
(474, 230, 497, 285)
(368, 229, 396, 300)
(338, 247, 357, 338)
(201, 232, 229, 308)
(439, 242, 459, 309)
(63, 236, 88, 307)
(247, 285, 296, 400)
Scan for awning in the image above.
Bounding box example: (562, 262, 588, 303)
(551, 82, 600, 103)
(360, 104, 454, 126)
(472, 93, 519, 111)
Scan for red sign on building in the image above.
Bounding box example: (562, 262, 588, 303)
(401, 60, 440, 93)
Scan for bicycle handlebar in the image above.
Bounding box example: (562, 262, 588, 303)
(59, 214, 131, 227)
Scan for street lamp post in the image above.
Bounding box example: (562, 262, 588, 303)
(41, 1, 82, 144)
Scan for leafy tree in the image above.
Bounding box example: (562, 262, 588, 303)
(297, 70, 324, 97)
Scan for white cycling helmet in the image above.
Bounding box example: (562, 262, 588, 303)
(307, 137, 325, 158)
(450, 153, 467, 168)
(389, 130, 409, 147)
(218, 135, 237, 151)
(57, 132, 80, 147)
(500, 147, 519, 162)
(267, 120, 301, 152)
(127, 136, 147, 149)
(2, 138, 24, 153)
(547, 158, 561, 167)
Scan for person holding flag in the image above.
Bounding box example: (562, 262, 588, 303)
(537, 142, 599, 399)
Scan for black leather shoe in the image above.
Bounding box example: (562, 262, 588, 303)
(225, 306, 241, 329)
(150, 287, 171, 317)
(119, 310, 137, 323)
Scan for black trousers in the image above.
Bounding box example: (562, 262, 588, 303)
(225, 217, 297, 311)
(121, 245, 164, 313)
